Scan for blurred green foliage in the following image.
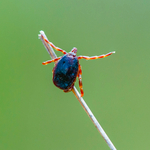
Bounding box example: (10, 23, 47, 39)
(1, 0, 150, 149)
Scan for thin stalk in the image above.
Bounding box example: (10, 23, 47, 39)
(38, 30, 117, 150)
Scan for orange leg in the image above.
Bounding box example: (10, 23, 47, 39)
(77, 51, 115, 60)
(42, 57, 61, 65)
(78, 64, 84, 97)
(41, 35, 67, 55)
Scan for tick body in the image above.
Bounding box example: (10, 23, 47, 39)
(42, 36, 115, 97)
(53, 53, 79, 92)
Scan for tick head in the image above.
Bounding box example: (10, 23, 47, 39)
(69, 47, 77, 57)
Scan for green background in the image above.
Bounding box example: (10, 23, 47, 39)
(1, 0, 150, 149)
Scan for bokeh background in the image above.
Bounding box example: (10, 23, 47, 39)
(1, 0, 150, 149)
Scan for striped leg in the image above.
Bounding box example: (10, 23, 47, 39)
(42, 57, 61, 65)
(77, 51, 115, 60)
(41, 35, 67, 55)
(78, 64, 84, 97)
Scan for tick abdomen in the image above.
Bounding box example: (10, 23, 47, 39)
(53, 54, 79, 90)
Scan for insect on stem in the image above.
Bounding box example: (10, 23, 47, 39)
(38, 30, 117, 150)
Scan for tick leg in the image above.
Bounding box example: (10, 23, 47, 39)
(41, 35, 67, 55)
(42, 57, 61, 65)
(78, 64, 84, 97)
(77, 51, 115, 60)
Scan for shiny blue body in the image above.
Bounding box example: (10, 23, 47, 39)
(53, 54, 79, 90)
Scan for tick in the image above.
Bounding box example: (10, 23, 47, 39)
(42, 36, 115, 97)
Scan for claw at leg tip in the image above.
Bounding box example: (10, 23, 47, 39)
(42, 62, 46, 65)
(81, 93, 84, 97)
